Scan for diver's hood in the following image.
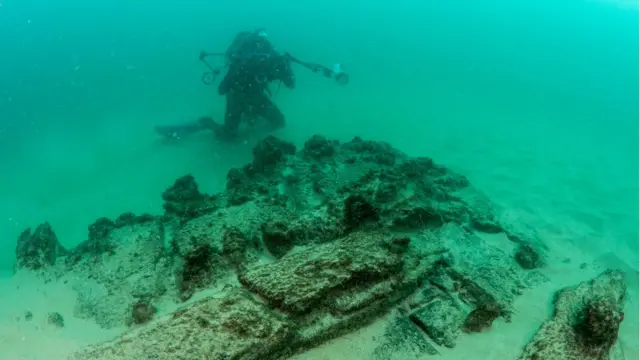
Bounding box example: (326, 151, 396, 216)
(225, 29, 274, 65)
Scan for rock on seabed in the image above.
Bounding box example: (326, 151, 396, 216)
(12, 134, 622, 360)
(518, 270, 626, 360)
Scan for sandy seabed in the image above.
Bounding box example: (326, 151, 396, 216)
(0, 245, 637, 360)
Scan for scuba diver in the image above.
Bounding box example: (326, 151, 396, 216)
(154, 28, 348, 142)
(211, 29, 295, 140)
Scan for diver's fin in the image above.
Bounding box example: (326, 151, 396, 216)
(154, 123, 204, 140)
(154, 117, 217, 140)
(198, 116, 233, 140)
(196, 116, 220, 132)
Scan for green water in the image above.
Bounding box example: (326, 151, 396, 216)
(0, 0, 637, 274)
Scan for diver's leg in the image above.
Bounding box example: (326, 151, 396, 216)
(256, 96, 285, 131)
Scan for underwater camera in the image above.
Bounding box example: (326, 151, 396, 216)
(198, 50, 349, 86)
(284, 52, 349, 85)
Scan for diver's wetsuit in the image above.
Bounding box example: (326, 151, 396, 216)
(216, 32, 295, 139)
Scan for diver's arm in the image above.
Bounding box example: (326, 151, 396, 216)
(218, 65, 238, 95)
(281, 60, 296, 89)
(218, 72, 231, 95)
(282, 71, 295, 89)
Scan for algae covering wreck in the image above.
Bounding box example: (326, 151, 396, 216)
(13, 135, 627, 360)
